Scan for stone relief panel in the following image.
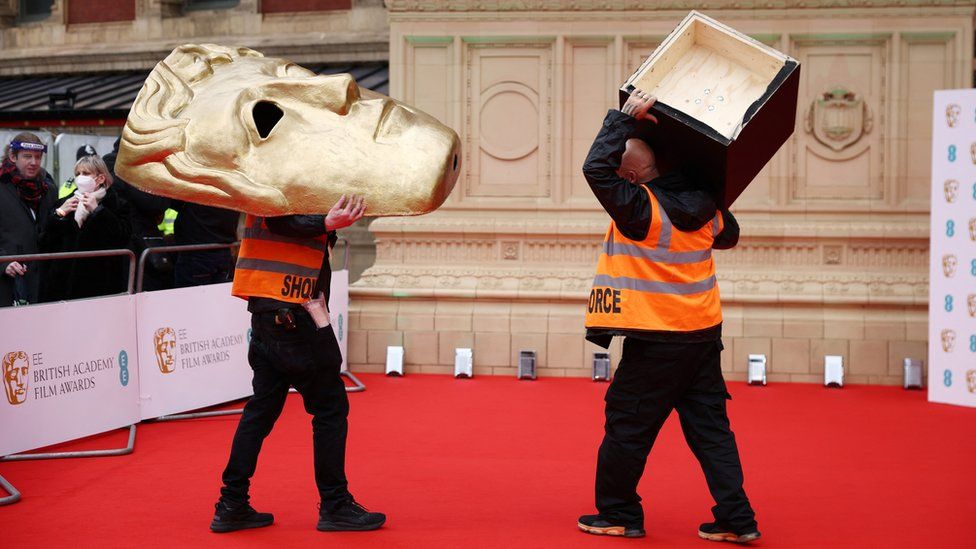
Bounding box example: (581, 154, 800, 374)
(791, 34, 890, 206)
(463, 40, 553, 200)
(404, 37, 455, 130)
(563, 38, 615, 206)
(899, 32, 956, 210)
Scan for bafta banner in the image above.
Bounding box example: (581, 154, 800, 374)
(0, 295, 141, 457)
(929, 89, 976, 408)
(135, 283, 253, 420)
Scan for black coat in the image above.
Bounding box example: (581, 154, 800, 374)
(38, 186, 132, 302)
(0, 171, 57, 306)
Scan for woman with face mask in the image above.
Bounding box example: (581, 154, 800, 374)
(39, 155, 132, 302)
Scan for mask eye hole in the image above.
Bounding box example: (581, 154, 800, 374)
(253, 101, 284, 139)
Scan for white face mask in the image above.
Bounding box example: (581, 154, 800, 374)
(75, 174, 97, 194)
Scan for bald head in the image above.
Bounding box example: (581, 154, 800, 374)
(616, 138, 659, 185)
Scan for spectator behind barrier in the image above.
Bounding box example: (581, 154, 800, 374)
(0, 132, 58, 307)
(103, 136, 174, 291)
(58, 143, 99, 200)
(172, 201, 241, 288)
(39, 155, 132, 302)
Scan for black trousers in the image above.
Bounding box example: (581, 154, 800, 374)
(220, 308, 352, 511)
(595, 337, 757, 531)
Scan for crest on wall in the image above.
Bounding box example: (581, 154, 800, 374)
(805, 86, 873, 151)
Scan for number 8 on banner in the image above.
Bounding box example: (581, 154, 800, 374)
(946, 220, 955, 237)
(948, 145, 957, 162)
(945, 295, 954, 312)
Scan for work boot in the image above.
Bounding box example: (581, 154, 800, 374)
(317, 500, 386, 531)
(577, 514, 646, 538)
(698, 521, 761, 543)
(209, 500, 274, 533)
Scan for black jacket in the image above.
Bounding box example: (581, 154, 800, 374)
(0, 170, 58, 306)
(582, 109, 740, 347)
(104, 139, 170, 244)
(38, 186, 132, 302)
(246, 215, 338, 313)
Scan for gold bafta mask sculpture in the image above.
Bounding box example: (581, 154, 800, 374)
(968, 370, 976, 394)
(154, 327, 177, 374)
(942, 254, 957, 278)
(3, 351, 29, 405)
(968, 294, 976, 318)
(940, 329, 956, 353)
(116, 44, 461, 216)
(945, 104, 961, 127)
(944, 180, 959, 203)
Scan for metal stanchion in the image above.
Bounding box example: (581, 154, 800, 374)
(1, 424, 137, 462)
(0, 474, 22, 506)
(137, 242, 239, 293)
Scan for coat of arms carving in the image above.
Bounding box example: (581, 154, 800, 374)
(805, 86, 873, 152)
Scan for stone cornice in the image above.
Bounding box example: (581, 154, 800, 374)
(351, 264, 927, 306)
(387, 0, 976, 10)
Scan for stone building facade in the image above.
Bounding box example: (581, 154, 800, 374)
(346, 1, 976, 384)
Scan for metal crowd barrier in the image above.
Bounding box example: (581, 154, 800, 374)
(0, 249, 139, 506)
(0, 238, 363, 504)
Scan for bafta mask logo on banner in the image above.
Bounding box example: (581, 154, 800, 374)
(154, 327, 177, 374)
(970, 218, 976, 241)
(942, 254, 957, 278)
(806, 86, 872, 152)
(969, 294, 976, 318)
(944, 180, 959, 203)
(115, 44, 460, 217)
(941, 329, 956, 353)
(968, 370, 976, 394)
(945, 104, 961, 127)
(3, 351, 29, 405)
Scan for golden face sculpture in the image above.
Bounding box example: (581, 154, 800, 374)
(116, 44, 461, 216)
(944, 104, 960, 127)
(3, 351, 29, 405)
(154, 327, 177, 374)
(942, 254, 957, 278)
(943, 180, 958, 203)
(941, 329, 956, 353)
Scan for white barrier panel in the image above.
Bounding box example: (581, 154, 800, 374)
(330, 269, 349, 372)
(136, 283, 252, 420)
(929, 89, 976, 408)
(0, 295, 140, 456)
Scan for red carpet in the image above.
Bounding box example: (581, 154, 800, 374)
(2, 373, 974, 548)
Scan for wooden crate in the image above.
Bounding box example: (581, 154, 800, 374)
(621, 11, 799, 208)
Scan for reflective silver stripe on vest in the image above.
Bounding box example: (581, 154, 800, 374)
(604, 235, 712, 264)
(603, 198, 713, 264)
(244, 216, 328, 251)
(236, 258, 321, 278)
(592, 274, 717, 295)
(242, 228, 327, 251)
(712, 213, 720, 236)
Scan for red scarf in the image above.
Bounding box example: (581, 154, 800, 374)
(1, 158, 47, 214)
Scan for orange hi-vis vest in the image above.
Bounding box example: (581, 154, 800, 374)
(231, 215, 328, 304)
(585, 185, 723, 334)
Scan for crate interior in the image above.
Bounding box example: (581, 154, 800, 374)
(630, 15, 787, 140)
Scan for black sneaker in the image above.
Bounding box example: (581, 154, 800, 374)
(209, 501, 274, 533)
(317, 501, 386, 532)
(577, 514, 645, 538)
(698, 521, 761, 543)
